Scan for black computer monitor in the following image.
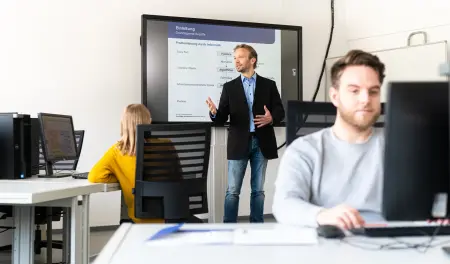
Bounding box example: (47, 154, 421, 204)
(38, 113, 78, 178)
(285, 101, 386, 146)
(383, 81, 450, 221)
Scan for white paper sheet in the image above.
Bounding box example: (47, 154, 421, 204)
(146, 226, 318, 246)
(233, 226, 318, 245)
(147, 231, 234, 246)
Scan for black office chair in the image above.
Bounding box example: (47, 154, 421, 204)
(286, 101, 385, 146)
(34, 130, 85, 254)
(133, 123, 211, 223)
(38, 130, 85, 171)
(119, 193, 131, 224)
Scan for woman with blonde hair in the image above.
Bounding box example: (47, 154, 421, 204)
(88, 104, 163, 223)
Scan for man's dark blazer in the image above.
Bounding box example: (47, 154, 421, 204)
(210, 74, 285, 160)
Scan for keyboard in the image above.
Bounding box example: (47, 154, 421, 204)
(351, 225, 450, 237)
(72, 172, 89, 179)
(38, 173, 72, 178)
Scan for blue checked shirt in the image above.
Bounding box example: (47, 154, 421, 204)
(210, 73, 257, 131)
(241, 73, 257, 132)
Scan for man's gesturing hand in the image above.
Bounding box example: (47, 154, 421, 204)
(254, 105, 273, 128)
(316, 204, 365, 230)
(205, 97, 217, 115)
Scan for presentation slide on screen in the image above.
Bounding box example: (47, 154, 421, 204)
(167, 22, 282, 122)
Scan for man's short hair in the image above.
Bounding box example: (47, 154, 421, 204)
(331, 50, 386, 88)
(234, 44, 258, 69)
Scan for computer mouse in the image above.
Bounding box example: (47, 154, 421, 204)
(316, 225, 346, 239)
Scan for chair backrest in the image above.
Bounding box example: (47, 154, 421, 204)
(286, 101, 385, 146)
(133, 123, 211, 221)
(39, 130, 85, 171)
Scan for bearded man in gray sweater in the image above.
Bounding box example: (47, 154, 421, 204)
(273, 49, 386, 230)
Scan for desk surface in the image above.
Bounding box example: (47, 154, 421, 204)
(0, 176, 120, 204)
(16, 175, 121, 192)
(94, 223, 450, 264)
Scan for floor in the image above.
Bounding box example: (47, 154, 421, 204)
(0, 230, 113, 264)
(0, 216, 276, 264)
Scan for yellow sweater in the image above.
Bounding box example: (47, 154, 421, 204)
(88, 142, 165, 224)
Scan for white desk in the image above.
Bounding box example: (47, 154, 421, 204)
(94, 223, 450, 264)
(0, 177, 119, 264)
(5, 175, 120, 193)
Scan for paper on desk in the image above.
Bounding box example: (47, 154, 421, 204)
(147, 230, 234, 246)
(233, 225, 318, 245)
(146, 225, 317, 246)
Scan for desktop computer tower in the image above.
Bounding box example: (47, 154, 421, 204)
(30, 118, 40, 175)
(0, 114, 32, 179)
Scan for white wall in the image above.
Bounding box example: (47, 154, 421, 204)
(0, 0, 348, 227)
(344, 0, 450, 41)
(344, 0, 450, 58)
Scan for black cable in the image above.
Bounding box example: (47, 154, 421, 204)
(0, 228, 13, 234)
(420, 222, 443, 253)
(277, 0, 335, 150)
(342, 224, 450, 253)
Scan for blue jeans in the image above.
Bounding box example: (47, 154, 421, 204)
(224, 136, 268, 223)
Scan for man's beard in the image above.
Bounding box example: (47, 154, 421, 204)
(338, 107, 380, 132)
(236, 64, 249, 73)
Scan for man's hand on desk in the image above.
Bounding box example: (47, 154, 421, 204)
(316, 204, 365, 230)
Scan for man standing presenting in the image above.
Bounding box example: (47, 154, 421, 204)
(206, 44, 285, 223)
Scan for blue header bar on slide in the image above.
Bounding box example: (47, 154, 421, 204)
(167, 22, 275, 44)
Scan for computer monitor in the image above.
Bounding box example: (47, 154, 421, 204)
(285, 101, 386, 146)
(383, 81, 450, 221)
(38, 113, 78, 178)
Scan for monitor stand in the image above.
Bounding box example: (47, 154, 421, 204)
(37, 161, 72, 178)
